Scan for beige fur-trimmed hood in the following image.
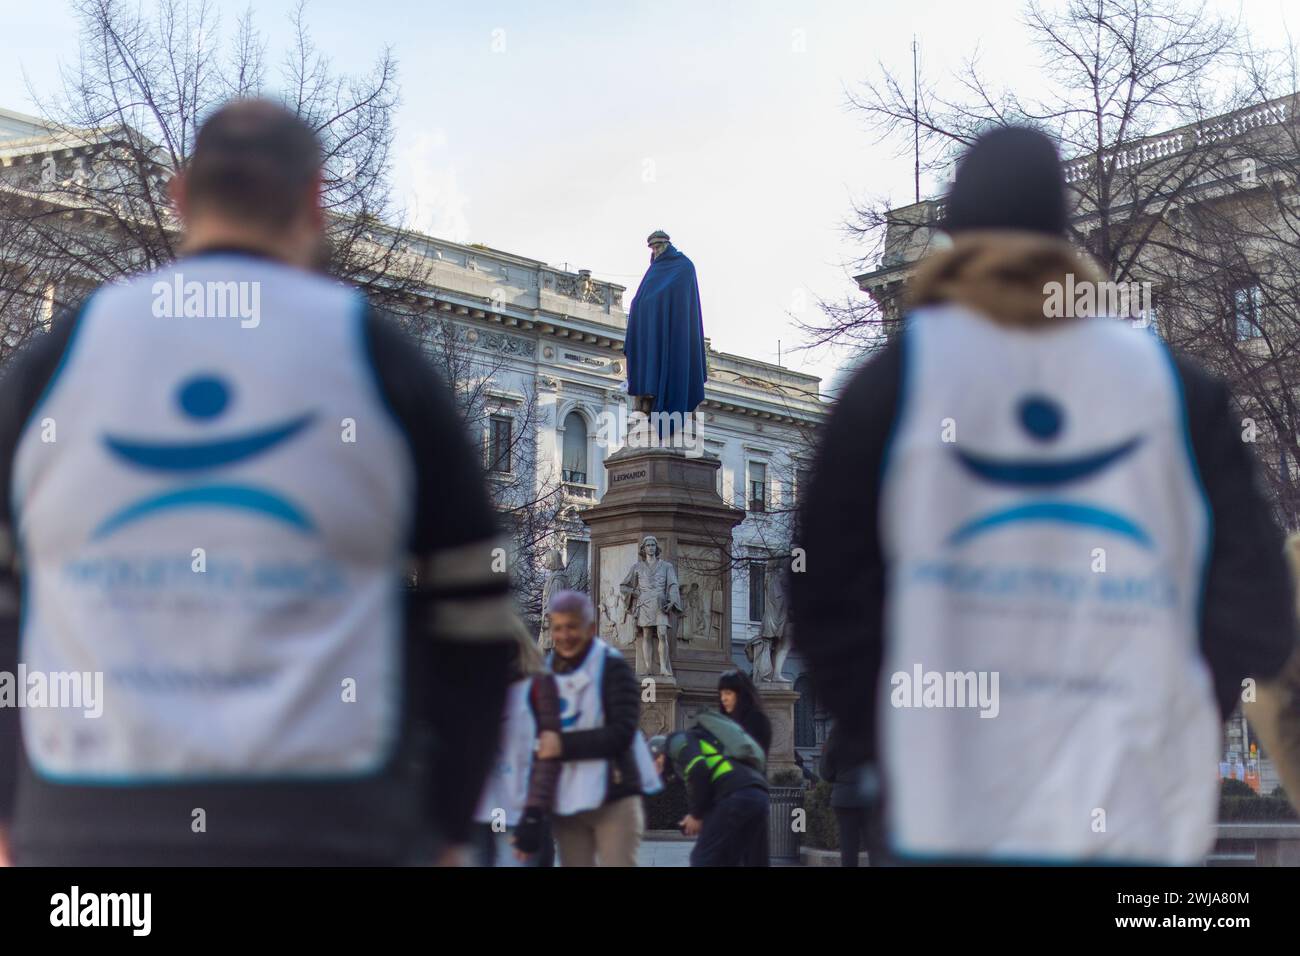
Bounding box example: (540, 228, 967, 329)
(905, 230, 1107, 328)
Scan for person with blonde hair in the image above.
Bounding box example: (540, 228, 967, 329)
(471, 616, 562, 867)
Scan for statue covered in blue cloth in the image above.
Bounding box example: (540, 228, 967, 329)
(624, 230, 707, 417)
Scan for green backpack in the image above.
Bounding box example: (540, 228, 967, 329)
(694, 711, 767, 775)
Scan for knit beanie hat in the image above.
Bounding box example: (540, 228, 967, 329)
(943, 126, 1068, 236)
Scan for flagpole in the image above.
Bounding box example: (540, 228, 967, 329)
(913, 36, 921, 204)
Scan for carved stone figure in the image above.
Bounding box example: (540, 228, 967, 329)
(747, 563, 791, 682)
(680, 581, 708, 644)
(600, 579, 632, 648)
(619, 534, 681, 677)
(537, 547, 569, 650)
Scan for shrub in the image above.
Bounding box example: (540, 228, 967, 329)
(770, 768, 804, 788)
(1220, 778, 1255, 798)
(804, 780, 838, 851)
(1219, 795, 1297, 821)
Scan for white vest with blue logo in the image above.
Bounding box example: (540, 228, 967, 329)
(879, 305, 1218, 863)
(550, 639, 662, 815)
(11, 254, 413, 783)
(474, 678, 537, 826)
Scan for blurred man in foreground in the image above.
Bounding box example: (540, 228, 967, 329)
(0, 99, 513, 865)
(791, 127, 1298, 864)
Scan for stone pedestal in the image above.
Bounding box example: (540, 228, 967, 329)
(581, 446, 745, 740)
(638, 679, 681, 740)
(756, 683, 799, 775)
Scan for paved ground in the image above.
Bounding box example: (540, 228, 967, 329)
(638, 838, 693, 867)
(636, 836, 804, 867)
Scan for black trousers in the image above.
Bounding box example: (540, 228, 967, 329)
(691, 786, 769, 867)
(742, 810, 770, 867)
(835, 807, 866, 867)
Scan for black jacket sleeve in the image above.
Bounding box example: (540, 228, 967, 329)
(364, 307, 513, 844)
(674, 734, 713, 818)
(559, 651, 640, 761)
(1174, 355, 1297, 717)
(0, 312, 82, 823)
(788, 341, 902, 763)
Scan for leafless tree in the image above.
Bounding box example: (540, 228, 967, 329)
(0, 0, 420, 349)
(806, 0, 1252, 351)
(0, 0, 571, 606)
(1148, 76, 1300, 525)
(807, 0, 1300, 524)
(402, 311, 572, 624)
(0, 207, 60, 369)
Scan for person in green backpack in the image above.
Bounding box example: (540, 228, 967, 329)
(649, 714, 770, 867)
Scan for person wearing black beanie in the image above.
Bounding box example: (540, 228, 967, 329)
(902, 125, 1101, 328)
(943, 126, 1069, 236)
(788, 122, 1298, 866)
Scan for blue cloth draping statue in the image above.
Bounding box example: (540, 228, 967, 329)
(624, 230, 707, 416)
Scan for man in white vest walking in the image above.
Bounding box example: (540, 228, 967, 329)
(539, 590, 661, 865)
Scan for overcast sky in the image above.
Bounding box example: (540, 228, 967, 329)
(1, 0, 1295, 392)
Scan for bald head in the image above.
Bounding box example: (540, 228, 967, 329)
(173, 99, 325, 263)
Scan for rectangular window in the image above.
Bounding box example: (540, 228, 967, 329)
(488, 416, 513, 473)
(566, 540, 589, 584)
(1232, 283, 1262, 342)
(797, 467, 814, 503)
(748, 461, 768, 513)
(748, 559, 767, 622)
(561, 411, 588, 483)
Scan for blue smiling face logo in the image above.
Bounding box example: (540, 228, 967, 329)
(558, 692, 583, 729)
(946, 394, 1151, 549)
(93, 374, 317, 540)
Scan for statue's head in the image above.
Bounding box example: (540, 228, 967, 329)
(646, 229, 670, 261)
(639, 535, 660, 560)
(543, 547, 564, 572)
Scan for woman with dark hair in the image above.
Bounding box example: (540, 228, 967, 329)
(718, 669, 772, 755)
(717, 669, 771, 866)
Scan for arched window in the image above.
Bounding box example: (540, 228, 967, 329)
(562, 411, 588, 484)
(794, 675, 816, 748)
